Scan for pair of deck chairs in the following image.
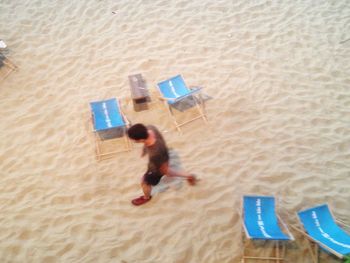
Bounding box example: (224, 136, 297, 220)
(241, 196, 350, 262)
(90, 75, 208, 160)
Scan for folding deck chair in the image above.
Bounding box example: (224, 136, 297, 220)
(0, 53, 17, 81)
(90, 98, 131, 160)
(0, 40, 18, 80)
(157, 75, 207, 131)
(294, 204, 350, 263)
(241, 195, 294, 262)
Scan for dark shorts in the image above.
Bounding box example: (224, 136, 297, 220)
(143, 170, 164, 186)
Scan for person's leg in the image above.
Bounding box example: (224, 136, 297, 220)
(141, 181, 152, 199)
(132, 180, 152, 206)
(166, 167, 191, 178)
(165, 166, 197, 186)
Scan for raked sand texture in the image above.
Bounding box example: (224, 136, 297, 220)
(1, 0, 350, 262)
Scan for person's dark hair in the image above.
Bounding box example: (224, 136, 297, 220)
(127, 123, 148, 140)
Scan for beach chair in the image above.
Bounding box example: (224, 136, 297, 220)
(0, 53, 17, 81)
(90, 98, 131, 160)
(0, 40, 18, 80)
(157, 75, 207, 131)
(294, 204, 350, 263)
(241, 195, 294, 262)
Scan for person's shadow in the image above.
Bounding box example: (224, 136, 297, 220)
(151, 149, 184, 195)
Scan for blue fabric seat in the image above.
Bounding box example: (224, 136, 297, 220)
(90, 98, 126, 131)
(157, 75, 207, 131)
(243, 196, 292, 240)
(90, 98, 131, 160)
(241, 195, 294, 262)
(298, 204, 350, 261)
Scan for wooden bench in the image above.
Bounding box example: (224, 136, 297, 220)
(128, 74, 151, 112)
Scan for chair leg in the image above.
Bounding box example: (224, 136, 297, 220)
(1, 69, 13, 81)
(166, 103, 181, 132)
(195, 102, 206, 123)
(1, 56, 17, 80)
(122, 127, 130, 151)
(242, 239, 287, 262)
(196, 94, 208, 123)
(94, 133, 101, 161)
(126, 132, 132, 151)
(276, 241, 280, 263)
(241, 236, 247, 263)
(4, 58, 17, 69)
(305, 241, 318, 263)
(123, 134, 130, 151)
(282, 242, 286, 260)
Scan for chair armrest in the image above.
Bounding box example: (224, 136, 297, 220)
(189, 86, 203, 90)
(159, 88, 203, 104)
(123, 114, 131, 126)
(158, 96, 176, 102)
(158, 96, 171, 101)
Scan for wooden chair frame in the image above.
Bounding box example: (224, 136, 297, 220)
(0, 53, 18, 81)
(157, 85, 208, 132)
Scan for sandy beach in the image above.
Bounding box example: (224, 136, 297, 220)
(1, 0, 350, 262)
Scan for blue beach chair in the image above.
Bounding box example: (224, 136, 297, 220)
(157, 75, 207, 131)
(297, 204, 350, 263)
(90, 98, 131, 160)
(241, 195, 294, 262)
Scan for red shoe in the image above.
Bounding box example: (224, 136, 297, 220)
(132, 196, 152, 206)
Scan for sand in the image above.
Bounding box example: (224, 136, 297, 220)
(0, 0, 349, 262)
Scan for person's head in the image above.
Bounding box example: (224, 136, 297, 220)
(127, 123, 149, 142)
